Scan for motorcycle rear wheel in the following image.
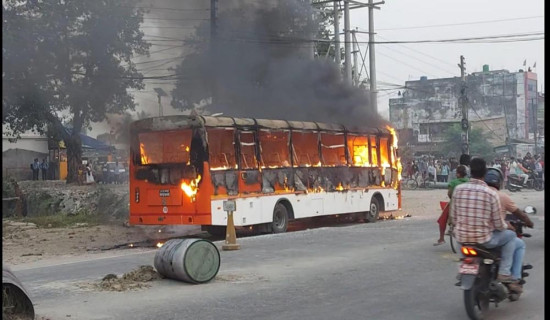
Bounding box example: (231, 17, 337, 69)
(534, 180, 544, 191)
(464, 283, 489, 320)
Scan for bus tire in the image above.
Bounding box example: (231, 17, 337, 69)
(366, 197, 380, 223)
(271, 203, 289, 233)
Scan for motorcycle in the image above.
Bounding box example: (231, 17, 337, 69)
(456, 206, 536, 320)
(506, 171, 544, 192)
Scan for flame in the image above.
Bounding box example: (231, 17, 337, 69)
(185, 146, 190, 152)
(156, 242, 164, 248)
(386, 125, 403, 184)
(140, 143, 149, 164)
(129, 243, 134, 248)
(181, 174, 202, 200)
(336, 182, 344, 191)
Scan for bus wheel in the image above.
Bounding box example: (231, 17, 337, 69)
(271, 203, 289, 233)
(366, 197, 380, 223)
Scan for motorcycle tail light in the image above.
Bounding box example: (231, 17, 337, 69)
(461, 247, 478, 256)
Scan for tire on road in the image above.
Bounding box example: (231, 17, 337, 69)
(366, 196, 380, 223)
(271, 202, 289, 233)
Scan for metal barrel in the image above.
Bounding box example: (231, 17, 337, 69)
(154, 238, 220, 284)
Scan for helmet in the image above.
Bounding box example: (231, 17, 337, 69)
(485, 167, 503, 190)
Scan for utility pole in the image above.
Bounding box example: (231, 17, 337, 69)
(352, 29, 358, 85)
(343, 0, 352, 84)
(458, 55, 469, 155)
(210, 0, 218, 105)
(333, 1, 340, 65)
(532, 97, 538, 154)
(368, 0, 378, 114)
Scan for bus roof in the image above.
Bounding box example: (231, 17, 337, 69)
(130, 115, 387, 135)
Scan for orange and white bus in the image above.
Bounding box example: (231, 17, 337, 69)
(129, 115, 402, 234)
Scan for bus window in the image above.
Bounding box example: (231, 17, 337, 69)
(239, 131, 258, 169)
(291, 131, 320, 167)
(321, 133, 346, 166)
(380, 137, 390, 167)
(259, 130, 290, 168)
(348, 135, 369, 166)
(369, 135, 378, 167)
(207, 128, 236, 170)
(138, 130, 192, 165)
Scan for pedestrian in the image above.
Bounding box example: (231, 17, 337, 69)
(427, 161, 436, 182)
(85, 163, 95, 184)
(31, 158, 40, 180)
(441, 162, 450, 182)
(434, 165, 469, 246)
(114, 160, 121, 184)
(450, 157, 521, 291)
(40, 158, 49, 180)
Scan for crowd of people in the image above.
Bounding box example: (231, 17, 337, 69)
(403, 152, 544, 185)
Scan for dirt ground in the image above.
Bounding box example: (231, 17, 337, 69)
(2, 220, 202, 266)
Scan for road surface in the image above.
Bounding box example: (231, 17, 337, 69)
(11, 189, 545, 320)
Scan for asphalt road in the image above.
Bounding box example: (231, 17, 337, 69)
(12, 189, 545, 320)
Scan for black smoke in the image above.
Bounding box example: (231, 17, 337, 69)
(172, 0, 387, 128)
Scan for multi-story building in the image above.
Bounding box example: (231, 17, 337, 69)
(389, 66, 543, 157)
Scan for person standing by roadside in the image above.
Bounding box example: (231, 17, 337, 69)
(441, 162, 450, 182)
(40, 158, 49, 180)
(31, 158, 40, 181)
(434, 165, 469, 246)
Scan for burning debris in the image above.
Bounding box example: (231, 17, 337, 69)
(78, 265, 161, 292)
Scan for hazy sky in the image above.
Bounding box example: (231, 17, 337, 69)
(350, 0, 544, 118)
(92, 0, 544, 136)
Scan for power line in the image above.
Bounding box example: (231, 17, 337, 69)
(376, 15, 543, 31)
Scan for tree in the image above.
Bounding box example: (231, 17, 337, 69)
(3, 0, 150, 183)
(438, 124, 496, 161)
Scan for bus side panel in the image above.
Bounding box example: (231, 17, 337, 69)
(209, 188, 399, 227)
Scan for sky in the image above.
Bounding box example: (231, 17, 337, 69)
(91, 0, 545, 137)
(350, 0, 545, 119)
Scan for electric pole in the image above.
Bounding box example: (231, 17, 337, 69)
(352, 29, 358, 85)
(210, 0, 218, 105)
(458, 55, 469, 155)
(333, 1, 340, 65)
(343, 0, 352, 84)
(368, 0, 378, 114)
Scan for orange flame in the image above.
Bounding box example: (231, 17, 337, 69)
(181, 175, 202, 200)
(156, 242, 164, 248)
(336, 182, 344, 191)
(386, 125, 403, 183)
(140, 143, 149, 164)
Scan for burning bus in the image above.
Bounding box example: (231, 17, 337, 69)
(129, 115, 402, 235)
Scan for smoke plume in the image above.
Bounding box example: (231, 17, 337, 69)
(173, 0, 387, 129)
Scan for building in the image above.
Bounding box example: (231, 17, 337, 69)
(389, 66, 543, 157)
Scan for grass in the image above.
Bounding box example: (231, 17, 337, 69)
(18, 211, 105, 228)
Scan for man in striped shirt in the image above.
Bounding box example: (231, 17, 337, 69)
(451, 157, 518, 285)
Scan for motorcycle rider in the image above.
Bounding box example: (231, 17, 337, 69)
(510, 156, 529, 186)
(451, 158, 520, 290)
(484, 167, 534, 293)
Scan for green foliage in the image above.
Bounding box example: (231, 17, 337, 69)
(438, 124, 496, 161)
(21, 211, 101, 228)
(3, 0, 150, 182)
